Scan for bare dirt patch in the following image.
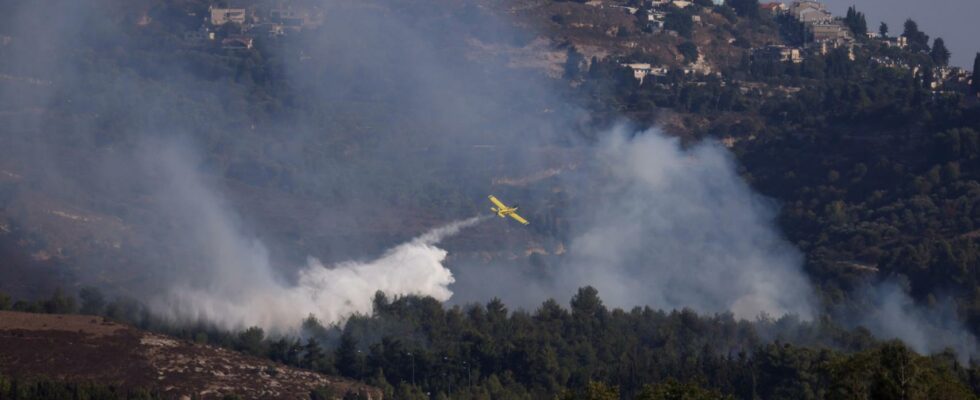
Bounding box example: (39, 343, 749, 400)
(0, 311, 380, 399)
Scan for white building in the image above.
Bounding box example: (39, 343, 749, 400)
(210, 7, 246, 25)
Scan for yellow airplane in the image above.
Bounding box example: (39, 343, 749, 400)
(488, 195, 529, 225)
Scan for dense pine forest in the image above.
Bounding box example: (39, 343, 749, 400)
(2, 288, 979, 399)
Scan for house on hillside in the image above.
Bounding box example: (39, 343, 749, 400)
(269, 6, 323, 31)
(647, 9, 667, 20)
(810, 22, 850, 42)
(221, 35, 254, 50)
(210, 7, 247, 25)
(789, 1, 833, 24)
(816, 39, 855, 60)
(645, 10, 667, 30)
(789, 0, 823, 14)
(883, 35, 908, 49)
(624, 63, 652, 81)
(622, 63, 669, 83)
(796, 8, 833, 24)
(759, 2, 787, 16)
(753, 45, 804, 63)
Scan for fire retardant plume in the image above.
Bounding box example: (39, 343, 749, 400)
(145, 142, 484, 332)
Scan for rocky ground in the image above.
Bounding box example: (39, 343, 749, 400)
(0, 311, 381, 399)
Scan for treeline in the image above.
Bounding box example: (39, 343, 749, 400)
(572, 11, 980, 338)
(3, 288, 978, 399)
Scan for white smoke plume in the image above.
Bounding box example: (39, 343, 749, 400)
(846, 280, 978, 361)
(145, 142, 484, 332)
(566, 127, 816, 319)
(454, 126, 816, 320)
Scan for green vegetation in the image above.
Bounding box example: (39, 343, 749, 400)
(3, 288, 979, 399)
(0, 374, 162, 400)
(725, 0, 760, 20)
(843, 6, 867, 37)
(571, 11, 980, 339)
(931, 38, 951, 66)
(974, 53, 980, 93)
(664, 10, 695, 39)
(677, 42, 699, 64)
(902, 19, 930, 53)
(1, 1, 980, 398)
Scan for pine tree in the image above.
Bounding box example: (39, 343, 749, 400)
(930, 38, 950, 66)
(336, 331, 364, 379)
(303, 337, 325, 370)
(879, 22, 888, 37)
(903, 19, 930, 52)
(726, 0, 760, 19)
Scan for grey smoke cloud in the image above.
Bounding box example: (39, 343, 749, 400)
(844, 280, 978, 361)
(562, 127, 816, 319)
(0, 0, 975, 360)
(451, 126, 817, 320)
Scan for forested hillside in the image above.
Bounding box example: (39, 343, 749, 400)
(1, 0, 980, 398)
(2, 288, 977, 399)
(572, 6, 980, 334)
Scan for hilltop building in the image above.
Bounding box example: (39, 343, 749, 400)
(760, 2, 787, 16)
(622, 63, 669, 83)
(210, 7, 247, 25)
(789, 1, 833, 23)
(810, 22, 850, 42)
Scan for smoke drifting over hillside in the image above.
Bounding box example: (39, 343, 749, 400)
(143, 143, 484, 332)
(566, 129, 815, 319)
(0, 0, 975, 359)
(844, 281, 978, 361)
(451, 127, 816, 319)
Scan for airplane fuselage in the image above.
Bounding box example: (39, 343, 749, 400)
(488, 194, 530, 225)
(491, 206, 518, 218)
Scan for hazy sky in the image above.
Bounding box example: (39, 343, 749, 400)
(818, 0, 980, 68)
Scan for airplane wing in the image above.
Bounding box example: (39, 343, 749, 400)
(488, 195, 508, 209)
(507, 212, 530, 225)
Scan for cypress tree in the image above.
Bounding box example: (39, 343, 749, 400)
(930, 38, 950, 66)
(971, 52, 980, 93)
(844, 6, 867, 36)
